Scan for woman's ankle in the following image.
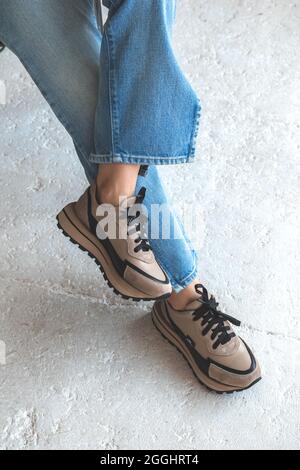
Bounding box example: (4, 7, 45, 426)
(96, 163, 140, 206)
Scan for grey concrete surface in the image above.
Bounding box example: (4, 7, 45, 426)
(0, 0, 299, 450)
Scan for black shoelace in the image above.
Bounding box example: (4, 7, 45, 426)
(127, 187, 151, 253)
(193, 284, 241, 350)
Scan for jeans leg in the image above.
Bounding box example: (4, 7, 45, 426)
(0, 0, 199, 290)
(90, 0, 201, 165)
(0, 0, 101, 178)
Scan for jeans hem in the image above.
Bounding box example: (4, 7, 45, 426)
(170, 261, 199, 293)
(89, 153, 195, 165)
(169, 251, 198, 292)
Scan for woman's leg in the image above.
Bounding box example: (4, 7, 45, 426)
(0, 0, 199, 294)
(0, 1, 261, 391)
(0, 0, 100, 179)
(96, 163, 140, 205)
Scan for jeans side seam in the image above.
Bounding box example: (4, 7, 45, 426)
(105, 22, 121, 154)
(188, 97, 201, 159)
(104, 29, 115, 155)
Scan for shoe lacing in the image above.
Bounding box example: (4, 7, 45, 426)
(193, 284, 241, 350)
(127, 187, 152, 253)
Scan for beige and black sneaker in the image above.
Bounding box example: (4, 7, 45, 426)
(56, 183, 172, 301)
(152, 284, 261, 393)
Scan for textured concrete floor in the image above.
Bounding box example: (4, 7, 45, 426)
(0, 0, 299, 450)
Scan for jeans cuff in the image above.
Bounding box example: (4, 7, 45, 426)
(170, 262, 199, 293)
(89, 152, 195, 165)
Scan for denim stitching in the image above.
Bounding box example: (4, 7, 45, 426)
(189, 97, 201, 159)
(170, 264, 198, 292)
(174, 272, 198, 292)
(105, 21, 121, 154)
(104, 29, 115, 155)
(89, 153, 195, 165)
(90, 152, 194, 160)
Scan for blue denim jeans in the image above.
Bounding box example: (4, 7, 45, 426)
(0, 0, 200, 291)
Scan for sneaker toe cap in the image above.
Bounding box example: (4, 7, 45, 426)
(209, 340, 261, 389)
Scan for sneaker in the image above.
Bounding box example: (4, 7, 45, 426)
(152, 284, 261, 393)
(56, 183, 172, 301)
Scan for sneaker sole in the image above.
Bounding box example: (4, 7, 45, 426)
(152, 302, 262, 394)
(56, 203, 171, 302)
